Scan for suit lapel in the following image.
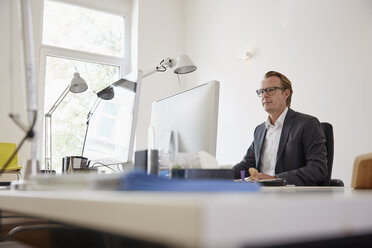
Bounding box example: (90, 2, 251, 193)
(255, 124, 266, 170)
(276, 109, 295, 165)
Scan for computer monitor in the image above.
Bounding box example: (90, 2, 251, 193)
(82, 70, 142, 165)
(150, 80, 219, 156)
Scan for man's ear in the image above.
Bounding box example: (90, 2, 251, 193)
(284, 89, 290, 98)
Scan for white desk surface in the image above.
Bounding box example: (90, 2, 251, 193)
(1, 186, 372, 248)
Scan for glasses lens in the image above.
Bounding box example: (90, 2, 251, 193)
(256, 89, 263, 97)
(266, 87, 276, 95)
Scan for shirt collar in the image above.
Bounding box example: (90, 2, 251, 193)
(265, 107, 289, 129)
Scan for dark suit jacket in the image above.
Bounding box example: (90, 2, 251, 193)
(233, 108, 328, 186)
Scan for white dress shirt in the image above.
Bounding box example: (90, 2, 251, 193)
(260, 107, 288, 176)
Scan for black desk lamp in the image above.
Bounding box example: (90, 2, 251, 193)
(81, 86, 115, 156)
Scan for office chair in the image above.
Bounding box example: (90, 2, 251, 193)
(0, 143, 22, 186)
(320, 122, 344, 186)
(0, 143, 22, 171)
(351, 152, 372, 188)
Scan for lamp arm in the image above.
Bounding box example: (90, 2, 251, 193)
(81, 118, 90, 157)
(142, 58, 176, 78)
(45, 85, 70, 117)
(142, 67, 159, 78)
(44, 114, 52, 171)
(86, 97, 101, 124)
(161, 58, 176, 68)
(81, 97, 102, 156)
(43, 84, 69, 172)
(8, 113, 29, 132)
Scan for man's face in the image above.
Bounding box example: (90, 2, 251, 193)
(259, 76, 289, 115)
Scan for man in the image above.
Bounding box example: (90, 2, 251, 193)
(233, 71, 328, 186)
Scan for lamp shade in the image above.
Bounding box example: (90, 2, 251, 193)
(173, 55, 197, 74)
(97, 85, 114, 100)
(69, 72, 88, 93)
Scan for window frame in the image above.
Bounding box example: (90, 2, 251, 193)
(37, 0, 132, 171)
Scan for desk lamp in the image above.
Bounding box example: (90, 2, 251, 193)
(81, 86, 114, 156)
(44, 72, 88, 172)
(81, 77, 139, 158)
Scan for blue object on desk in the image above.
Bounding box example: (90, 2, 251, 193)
(158, 169, 169, 178)
(240, 170, 245, 182)
(118, 171, 260, 192)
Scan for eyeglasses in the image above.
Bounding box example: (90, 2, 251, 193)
(256, 86, 285, 97)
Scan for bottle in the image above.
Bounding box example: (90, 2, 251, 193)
(158, 150, 170, 178)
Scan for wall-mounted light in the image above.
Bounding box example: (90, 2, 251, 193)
(239, 51, 253, 60)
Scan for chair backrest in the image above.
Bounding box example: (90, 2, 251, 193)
(320, 122, 334, 186)
(0, 143, 19, 170)
(351, 152, 372, 188)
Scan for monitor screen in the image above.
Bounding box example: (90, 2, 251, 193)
(150, 81, 219, 156)
(82, 71, 142, 165)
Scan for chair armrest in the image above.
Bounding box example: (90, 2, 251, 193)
(330, 179, 344, 187)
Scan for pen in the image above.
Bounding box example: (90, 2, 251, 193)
(240, 170, 245, 182)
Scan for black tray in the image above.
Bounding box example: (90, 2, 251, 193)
(258, 178, 287, 186)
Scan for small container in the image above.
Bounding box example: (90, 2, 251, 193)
(157, 151, 171, 178)
(147, 150, 159, 175)
(62, 156, 88, 173)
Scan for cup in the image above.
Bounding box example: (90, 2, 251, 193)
(62, 156, 88, 173)
(147, 150, 159, 175)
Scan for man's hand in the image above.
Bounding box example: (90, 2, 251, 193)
(257, 173, 277, 180)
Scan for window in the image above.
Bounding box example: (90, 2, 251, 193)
(43, 1, 124, 57)
(40, 0, 128, 173)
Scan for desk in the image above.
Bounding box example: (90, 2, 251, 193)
(1, 187, 372, 247)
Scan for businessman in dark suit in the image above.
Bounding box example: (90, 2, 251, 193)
(233, 71, 328, 186)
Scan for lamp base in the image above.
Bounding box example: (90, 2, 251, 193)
(23, 159, 40, 180)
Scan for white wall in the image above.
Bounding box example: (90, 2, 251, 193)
(184, 0, 372, 186)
